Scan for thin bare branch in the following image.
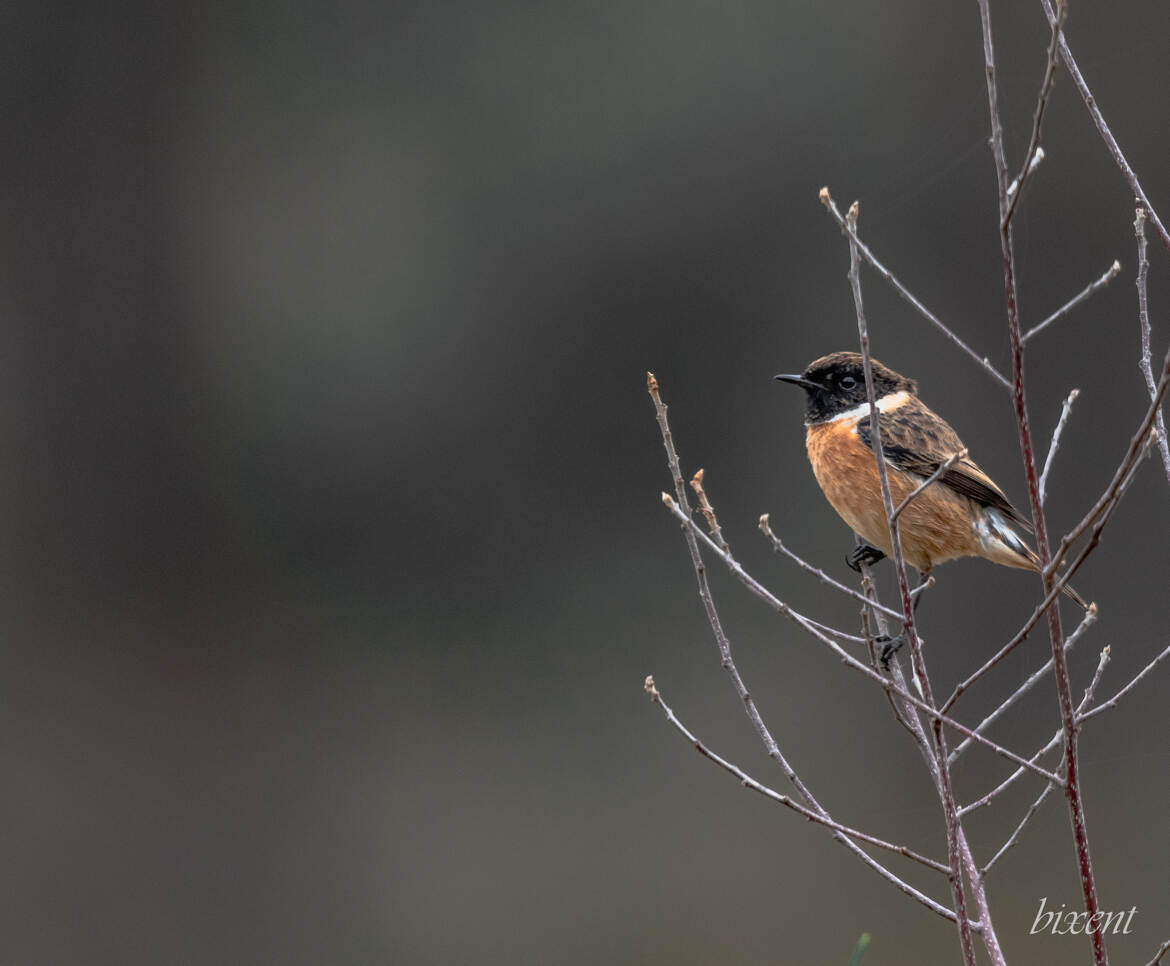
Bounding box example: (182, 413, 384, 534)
(802, 616, 869, 646)
(647, 373, 801, 779)
(1143, 938, 1170, 966)
(845, 203, 927, 686)
(1001, 0, 1065, 228)
(947, 422, 1148, 716)
(891, 449, 967, 522)
(690, 469, 729, 552)
(983, 774, 1060, 875)
(1024, 261, 1122, 344)
(911, 576, 934, 600)
(977, 1, 1106, 958)
(947, 603, 1096, 765)
(941, 578, 1093, 716)
(1049, 387, 1164, 575)
(1038, 389, 1081, 506)
(758, 515, 904, 622)
(845, 201, 977, 966)
(819, 187, 1011, 390)
(982, 646, 1109, 875)
(1079, 640, 1170, 725)
(1082, 646, 1113, 709)
(962, 645, 1109, 819)
(663, 496, 1065, 786)
(1134, 208, 1170, 486)
(1006, 147, 1045, 202)
(943, 400, 1152, 716)
(859, 571, 1007, 965)
(1039, 0, 1170, 253)
(647, 374, 984, 923)
(644, 677, 952, 875)
(961, 733, 1061, 818)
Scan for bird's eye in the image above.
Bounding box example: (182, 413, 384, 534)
(839, 376, 857, 390)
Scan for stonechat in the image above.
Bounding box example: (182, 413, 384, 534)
(775, 351, 1087, 608)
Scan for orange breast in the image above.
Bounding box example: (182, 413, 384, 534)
(805, 420, 984, 572)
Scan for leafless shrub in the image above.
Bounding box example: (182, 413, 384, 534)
(645, 4, 1170, 963)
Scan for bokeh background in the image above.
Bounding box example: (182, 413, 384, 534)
(3, 2, 1169, 963)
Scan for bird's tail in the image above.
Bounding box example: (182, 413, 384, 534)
(982, 510, 1090, 610)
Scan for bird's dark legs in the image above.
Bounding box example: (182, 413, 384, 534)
(847, 542, 886, 572)
(877, 567, 931, 672)
(849, 536, 933, 672)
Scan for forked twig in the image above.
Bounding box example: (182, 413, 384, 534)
(646, 374, 981, 926)
(1001, 0, 1065, 228)
(663, 496, 1064, 785)
(819, 187, 1011, 390)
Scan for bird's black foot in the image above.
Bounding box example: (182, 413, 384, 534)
(875, 633, 905, 672)
(848, 543, 886, 572)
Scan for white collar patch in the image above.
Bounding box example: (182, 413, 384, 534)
(809, 390, 911, 426)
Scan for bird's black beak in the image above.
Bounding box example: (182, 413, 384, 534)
(774, 373, 821, 391)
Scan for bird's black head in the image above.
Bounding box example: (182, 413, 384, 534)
(775, 351, 918, 424)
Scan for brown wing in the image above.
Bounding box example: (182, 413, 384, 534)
(856, 397, 1033, 533)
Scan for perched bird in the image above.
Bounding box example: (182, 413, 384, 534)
(775, 351, 1087, 608)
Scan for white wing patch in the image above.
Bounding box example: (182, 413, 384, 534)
(976, 508, 1030, 558)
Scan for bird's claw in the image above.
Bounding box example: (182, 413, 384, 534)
(848, 543, 886, 572)
(875, 633, 905, 672)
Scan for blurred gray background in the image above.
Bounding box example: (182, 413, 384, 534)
(3, 2, 1169, 963)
